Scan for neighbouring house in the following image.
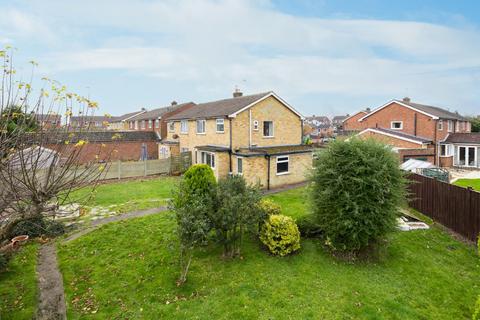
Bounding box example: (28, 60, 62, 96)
(439, 133, 480, 168)
(34, 113, 62, 129)
(342, 108, 370, 131)
(355, 97, 472, 166)
(161, 90, 313, 189)
(332, 115, 348, 132)
(304, 115, 331, 128)
(45, 131, 161, 163)
(126, 101, 195, 139)
(69, 115, 111, 129)
(109, 109, 147, 130)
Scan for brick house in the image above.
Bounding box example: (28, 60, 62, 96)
(439, 133, 480, 168)
(342, 108, 370, 131)
(69, 115, 111, 129)
(34, 113, 62, 129)
(304, 115, 333, 138)
(126, 102, 195, 139)
(332, 115, 348, 131)
(109, 109, 147, 130)
(354, 97, 471, 165)
(161, 91, 313, 189)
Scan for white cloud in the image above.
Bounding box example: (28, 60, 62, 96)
(3, 0, 480, 115)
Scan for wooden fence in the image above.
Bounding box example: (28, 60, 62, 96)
(408, 173, 480, 241)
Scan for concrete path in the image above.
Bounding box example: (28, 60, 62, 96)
(64, 206, 167, 243)
(36, 244, 67, 320)
(263, 182, 308, 195)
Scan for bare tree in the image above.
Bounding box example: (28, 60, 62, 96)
(0, 47, 115, 241)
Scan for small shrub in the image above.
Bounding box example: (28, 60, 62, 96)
(260, 214, 301, 256)
(311, 138, 407, 255)
(8, 216, 65, 239)
(259, 199, 282, 218)
(296, 215, 322, 238)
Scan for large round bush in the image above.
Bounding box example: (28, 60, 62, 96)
(311, 138, 407, 254)
(183, 164, 216, 194)
(260, 214, 300, 256)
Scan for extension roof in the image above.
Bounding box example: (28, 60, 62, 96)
(443, 133, 480, 144)
(357, 127, 432, 145)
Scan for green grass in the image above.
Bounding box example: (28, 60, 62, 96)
(0, 244, 39, 320)
(69, 176, 179, 213)
(454, 179, 480, 192)
(57, 188, 480, 319)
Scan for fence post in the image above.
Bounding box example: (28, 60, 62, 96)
(117, 160, 121, 180)
(144, 159, 147, 177)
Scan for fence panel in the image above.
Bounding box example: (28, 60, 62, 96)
(408, 173, 480, 241)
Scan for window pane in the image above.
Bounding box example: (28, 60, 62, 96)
(277, 161, 288, 173)
(238, 158, 243, 173)
(263, 121, 273, 136)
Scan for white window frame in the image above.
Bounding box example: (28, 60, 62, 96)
(263, 121, 274, 137)
(448, 120, 453, 132)
(440, 144, 453, 157)
(237, 157, 243, 175)
(216, 118, 225, 133)
(437, 120, 443, 131)
(134, 121, 138, 130)
(196, 119, 206, 134)
(276, 155, 289, 175)
(148, 119, 152, 129)
(141, 120, 146, 129)
(253, 120, 259, 131)
(168, 122, 175, 132)
(180, 120, 188, 134)
(155, 119, 160, 128)
(390, 121, 403, 130)
(200, 151, 215, 168)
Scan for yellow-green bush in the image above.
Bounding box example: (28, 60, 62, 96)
(260, 214, 300, 256)
(259, 199, 282, 217)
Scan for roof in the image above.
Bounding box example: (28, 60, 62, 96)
(342, 110, 370, 123)
(70, 115, 111, 122)
(332, 115, 348, 122)
(400, 159, 435, 172)
(305, 116, 330, 123)
(357, 127, 432, 145)
(129, 102, 195, 121)
(41, 131, 161, 144)
(443, 133, 480, 144)
(167, 91, 303, 120)
(360, 99, 466, 122)
(34, 113, 61, 121)
(196, 145, 231, 152)
(111, 110, 147, 122)
(233, 144, 314, 157)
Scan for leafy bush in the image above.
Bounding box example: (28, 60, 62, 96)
(211, 175, 262, 258)
(474, 296, 480, 320)
(311, 138, 407, 255)
(8, 216, 65, 239)
(170, 165, 216, 285)
(260, 214, 301, 256)
(296, 214, 322, 238)
(259, 199, 282, 218)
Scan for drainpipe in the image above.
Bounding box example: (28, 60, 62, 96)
(433, 120, 437, 165)
(249, 109, 252, 148)
(229, 118, 233, 173)
(266, 155, 271, 190)
(413, 113, 417, 136)
(301, 120, 304, 144)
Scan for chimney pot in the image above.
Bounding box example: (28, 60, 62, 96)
(366, 107, 371, 112)
(171, 101, 178, 106)
(403, 97, 411, 103)
(233, 88, 243, 98)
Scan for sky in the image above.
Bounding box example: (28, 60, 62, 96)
(1, 0, 480, 117)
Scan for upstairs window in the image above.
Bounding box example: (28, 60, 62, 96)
(276, 156, 289, 175)
(390, 121, 403, 130)
(263, 121, 274, 137)
(448, 120, 453, 132)
(216, 118, 225, 133)
(155, 119, 160, 128)
(181, 120, 188, 133)
(148, 119, 152, 129)
(437, 120, 443, 131)
(196, 119, 206, 134)
(141, 120, 145, 129)
(168, 122, 175, 132)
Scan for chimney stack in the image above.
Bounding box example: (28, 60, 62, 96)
(403, 97, 411, 103)
(233, 87, 243, 98)
(171, 101, 178, 106)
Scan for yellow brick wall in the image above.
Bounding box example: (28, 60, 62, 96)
(231, 96, 302, 149)
(269, 153, 312, 189)
(167, 118, 230, 151)
(192, 149, 230, 181)
(234, 155, 268, 188)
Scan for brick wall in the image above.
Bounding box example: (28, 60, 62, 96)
(358, 130, 427, 149)
(397, 147, 436, 163)
(343, 111, 368, 131)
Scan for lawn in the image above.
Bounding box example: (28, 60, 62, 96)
(454, 178, 480, 192)
(0, 244, 39, 320)
(57, 187, 480, 319)
(69, 176, 179, 213)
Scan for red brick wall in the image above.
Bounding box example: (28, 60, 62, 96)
(47, 141, 158, 164)
(397, 147, 435, 163)
(439, 155, 453, 167)
(360, 102, 437, 140)
(358, 130, 425, 149)
(343, 111, 368, 131)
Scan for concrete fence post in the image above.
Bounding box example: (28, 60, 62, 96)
(117, 160, 121, 180)
(144, 160, 147, 177)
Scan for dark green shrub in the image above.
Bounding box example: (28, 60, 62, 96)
(296, 214, 322, 238)
(260, 214, 300, 256)
(311, 138, 407, 255)
(170, 164, 216, 285)
(211, 175, 262, 258)
(8, 216, 65, 239)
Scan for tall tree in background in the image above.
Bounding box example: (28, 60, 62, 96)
(467, 116, 480, 132)
(0, 47, 115, 241)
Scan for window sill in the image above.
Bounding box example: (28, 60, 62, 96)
(216, 131, 225, 134)
(276, 172, 290, 176)
(196, 132, 206, 135)
(390, 128, 402, 130)
(439, 155, 453, 158)
(263, 136, 275, 139)
(180, 132, 188, 135)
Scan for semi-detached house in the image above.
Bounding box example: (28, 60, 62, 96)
(160, 91, 313, 189)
